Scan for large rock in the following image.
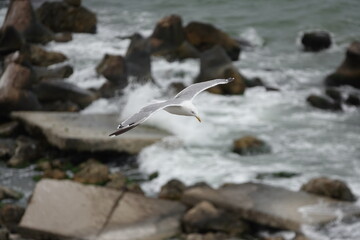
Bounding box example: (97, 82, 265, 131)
(36, 1, 97, 33)
(0, 138, 16, 160)
(196, 45, 246, 95)
(0, 185, 22, 201)
(325, 41, 360, 89)
(0, 26, 24, 56)
(0, 121, 19, 137)
(306, 94, 341, 111)
(301, 31, 332, 52)
(33, 64, 74, 81)
(125, 33, 153, 83)
(1, 0, 53, 44)
(185, 21, 241, 61)
(33, 79, 96, 108)
(73, 159, 109, 185)
(7, 136, 41, 168)
(159, 179, 186, 200)
(0, 204, 25, 229)
(11, 111, 170, 154)
(19, 179, 186, 240)
(0, 63, 41, 114)
(29, 45, 67, 67)
(300, 177, 356, 202)
(181, 182, 360, 232)
(232, 136, 271, 155)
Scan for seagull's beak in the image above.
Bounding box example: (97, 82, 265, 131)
(195, 115, 202, 122)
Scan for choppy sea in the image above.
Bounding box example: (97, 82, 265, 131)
(1, 1, 360, 239)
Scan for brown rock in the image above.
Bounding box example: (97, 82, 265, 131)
(0, 88, 41, 114)
(73, 159, 109, 185)
(233, 136, 271, 155)
(126, 182, 145, 195)
(0, 185, 22, 201)
(36, 1, 97, 33)
(2, 0, 53, 44)
(0, 63, 34, 89)
(96, 54, 128, 84)
(185, 21, 241, 61)
(105, 172, 126, 189)
(159, 179, 186, 200)
(196, 45, 246, 95)
(7, 136, 41, 168)
(0, 139, 16, 160)
(325, 41, 360, 89)
(0, 121, 19, 137)
(53, 32, 73, 43)
(0, 26, 24, 56)
(0, 204, 25, 228)
(64, 0, 81, 7)
(300, 177, 356, 202)
(33, 64, 74, 81)
(41, 100, 80, 112)
(43, 169, 67, 180)
(301, 31, 332, 52)
(29, 45, 67, 67)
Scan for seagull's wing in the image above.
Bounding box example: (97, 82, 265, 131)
(109, 99, 182, 136)
(174, 78, 234, 101)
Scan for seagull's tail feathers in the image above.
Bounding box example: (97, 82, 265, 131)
(109, 125, 137, 137)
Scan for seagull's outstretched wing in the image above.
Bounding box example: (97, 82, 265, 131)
(109, 100, 182, 136)
(174, 78, 234, 101)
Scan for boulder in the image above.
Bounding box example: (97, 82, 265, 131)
(33, 64, 74, 81)
(345, 93, 360, 106)
(64, 0, 81, 7)
(0, 139, 16, 160)
(125, 33, 153, 83)
(0, 185, 22, 201)
(182, 201, 248, 235)
(159, 179, 186, 200)
(301, 31, 332, 52)
(53, 32, 72, 43)
(33, 79, 95, 108)
(36, 1, 97, 33)
(41, 100, 79, 112)
(0, 26, 24, 57)
(0, 121, 19, 137)
(43, 169, 67, 180)
(185, 21, 241, 61)
(19, 179, 186, 240)
(125, 182, 145, 195)
(96, 54, 128, 97)
(0, 204, 25, 229)
(300, 177, 356, 202)
(306, 94, 341, 111)
(181, 183, 360, 232)
(232, 136, 271, 155)
(196, 45, 246, 95)
(73, 159, 109, 185)
(11, 111, 170, 154)
(149, 15, 185, 56)
(29, 45, 67, 67)
(1, 0, 53, 44)
(105, 172, 126, 190)
(7, 136, 41, 168)
(325, 41, 360, 89)
(325, 88, 342, 102)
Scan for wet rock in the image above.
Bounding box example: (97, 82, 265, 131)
(0, 227, 9, 240)
(36, 160, 52, 171)
(125, 33, 153, 83)
(345, 93, 360, 106)
(306, 94, 341, 111)
(325, 88, 342, 102)
(1, 0, 53, 44)
(149, 15, 185, 56)
(0, 186, 22, 201)
(29, 45, 67, 67)
(0, 121, 19, 137)
(53, 32, 73, 43)
(182, 201, 248, 235)
(181, 183, 360, 232)
(41, 100, 79, 112)
(43, 169, 67, 180)
(73, 159, 109, 185)
(185, 233, 229, 240)
(7, 136, 41, 168)
(196, 45, 246, 95)
(64, 0, 81, 7)
(171, 41, 200, 61)
(126, 182, 145, 195)
(96, 54, 128, 96)
(0, 139, 16, 160)
(185, 21, 241, 61)
(105, 172, 126, 190)
(33, 64, 74, 81)
(36, 1, 97, 33)
(33, 80, 95, 108)
(233, 136, 271, 155)
(325, 41, 360, 89)
(245, 77, 265, 88)
(159, 179, 186, 200)
(301, 31, 332, 52)
(300, 177, 356, 202)
(12, 112, 170, 154)
(0, 204, 25, 228)
(256, 171, 300, 180)
(0, 26, 24, 56)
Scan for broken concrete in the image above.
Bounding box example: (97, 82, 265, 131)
(11, 111, 170, 154)
(181, 182, 360, 232)
(19, 179, 186, 240)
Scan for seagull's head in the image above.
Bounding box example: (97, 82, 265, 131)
(190, 107, 201, 122)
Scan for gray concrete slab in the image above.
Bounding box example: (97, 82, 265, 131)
(12, 111, 170, 154)
(182, 182, 360, 232)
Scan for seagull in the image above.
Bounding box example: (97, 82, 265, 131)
(109, 78, 234, 136)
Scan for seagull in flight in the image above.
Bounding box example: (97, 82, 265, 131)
(109, 78, 234, 136)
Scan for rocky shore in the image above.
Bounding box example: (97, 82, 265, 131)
(0, 0, 360, 240)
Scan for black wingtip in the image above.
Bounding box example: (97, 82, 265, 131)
(109, 125, 136, 137)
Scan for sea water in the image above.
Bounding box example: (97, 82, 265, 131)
(1, 1, 360, 239)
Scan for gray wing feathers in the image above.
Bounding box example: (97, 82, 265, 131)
(174, 78, 234, 100)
